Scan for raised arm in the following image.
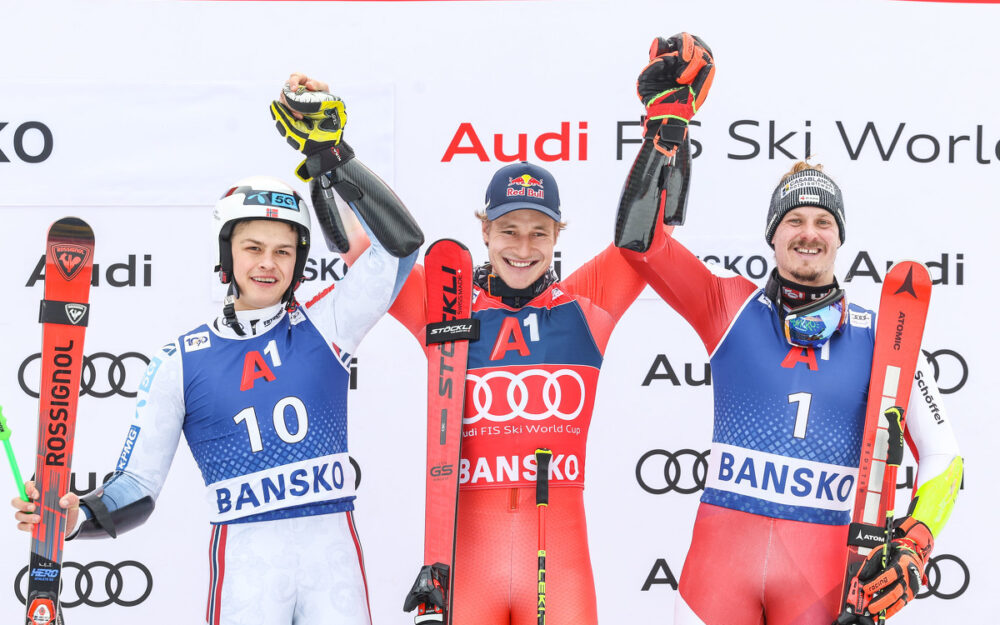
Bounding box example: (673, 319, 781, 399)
(613, 33, 756, 353)
(271, 73, 425, 349)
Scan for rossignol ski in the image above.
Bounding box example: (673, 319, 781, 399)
(834, 261, 931, 625)
(25, 217, 95, 625)
(403, 239, 478, 625)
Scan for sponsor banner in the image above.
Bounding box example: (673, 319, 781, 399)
(458, 452, 581, 487)
(706, 442, 858, 513)
(0, 2, 991, 624)
(209, 452, 357, 522)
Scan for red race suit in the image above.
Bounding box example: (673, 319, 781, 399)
(391, 244, 644, 625)
(622, 221, 962, 625)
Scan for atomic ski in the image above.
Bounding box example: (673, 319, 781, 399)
(834, 261, 931, 625)
(26, 217, 95, 625)
(404, 239, 478, 625)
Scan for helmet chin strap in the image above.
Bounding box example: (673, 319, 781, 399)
(222, 282, 248, 337)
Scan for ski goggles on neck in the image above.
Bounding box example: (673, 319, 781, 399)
(782, 289, 847, 348)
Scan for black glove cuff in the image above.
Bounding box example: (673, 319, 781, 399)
(403, 563, 450, 612)
(296, 141, 356, 181)
(642, 116, 662, 139)
(656, 123, 688, 146)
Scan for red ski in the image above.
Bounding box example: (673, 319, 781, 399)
(26, 217, 94, 625)
(404, 239, 478, 625)
(834, 261, 931, 625)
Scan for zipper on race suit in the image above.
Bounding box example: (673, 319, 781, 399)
(508, 488, 520, 512)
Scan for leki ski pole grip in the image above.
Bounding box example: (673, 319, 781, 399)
(0, 406, 30, 502)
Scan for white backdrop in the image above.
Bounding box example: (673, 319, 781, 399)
(0, 0, 992, 623)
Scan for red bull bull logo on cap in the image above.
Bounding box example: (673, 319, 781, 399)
(507, 174, 544, 199)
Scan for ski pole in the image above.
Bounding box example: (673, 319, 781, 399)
(0, 405, 29, 502)
(535, 448, 552, 625)
(877, 406, 906, 625)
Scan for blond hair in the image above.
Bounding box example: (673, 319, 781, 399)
(780, 160, 828, 184)
(474, 209, 568, 232)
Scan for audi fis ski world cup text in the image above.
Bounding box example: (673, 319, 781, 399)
(437, 117, 1000, 165)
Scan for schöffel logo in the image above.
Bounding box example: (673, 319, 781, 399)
(49, 243, 91, 281)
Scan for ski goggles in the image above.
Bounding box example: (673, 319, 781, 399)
(782, 289, 848, 348)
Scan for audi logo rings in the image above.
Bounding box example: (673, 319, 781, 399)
(15, 560, 154, 607)
(916, 554, 970, 600)
(465, 368, 587, 424)
(18, 351, 150, 399)
(923, 349, 968, 395)
(636, 449, 711, 495)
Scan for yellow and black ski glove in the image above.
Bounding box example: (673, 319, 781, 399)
(270, 85, 352, 181)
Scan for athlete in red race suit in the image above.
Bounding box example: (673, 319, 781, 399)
(264, 73, 639, 622)
(387, 160, 648, 624)
(613, 35, 963, 625)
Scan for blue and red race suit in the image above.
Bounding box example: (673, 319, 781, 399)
(623, 221, 962, 625)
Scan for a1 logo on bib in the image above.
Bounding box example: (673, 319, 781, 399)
(49, 243, 92, 281)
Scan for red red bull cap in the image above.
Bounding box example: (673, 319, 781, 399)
(483, 161, 561, 222)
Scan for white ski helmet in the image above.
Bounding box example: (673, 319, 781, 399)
(213, 176, 311, 304)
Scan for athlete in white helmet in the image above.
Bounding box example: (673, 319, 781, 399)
(13, 77, 424, 625)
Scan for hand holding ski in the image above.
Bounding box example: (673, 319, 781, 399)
(855, 515, 933, 622)
(404, 239, 477, 625)
(25, 217, 94, 625)
(834, 262, 932, 625)
(403, 563, 450, 624)
(13, 481, 81, 536)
